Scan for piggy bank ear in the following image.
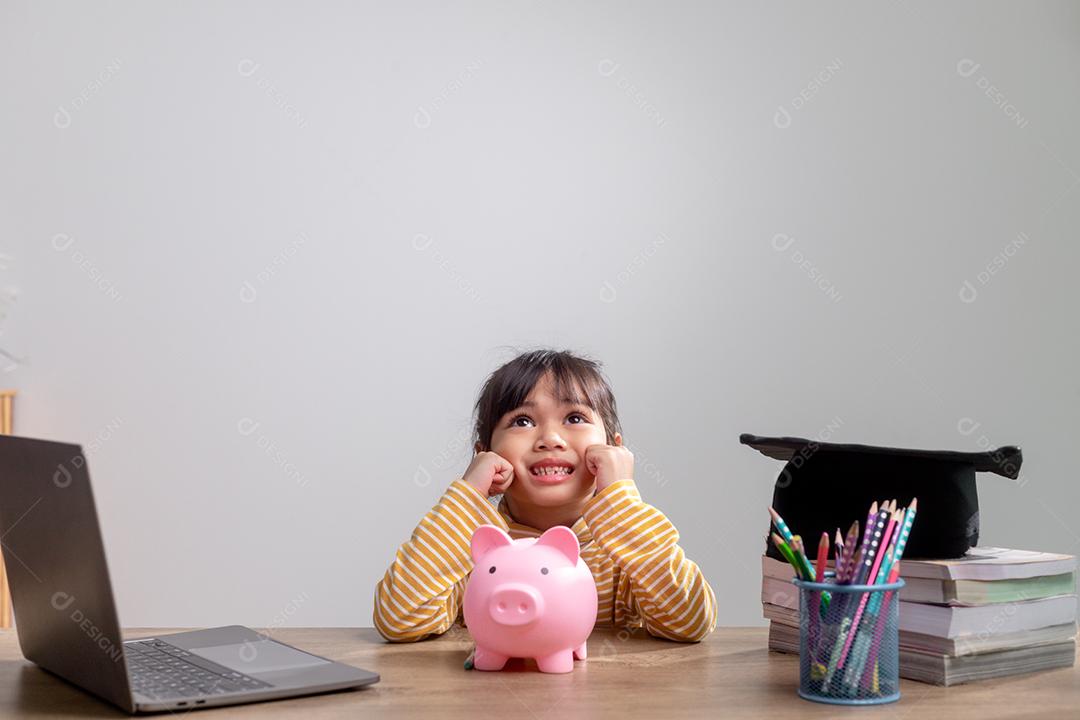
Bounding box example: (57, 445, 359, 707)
(536, 525, 580, 565)
(471, 524, 513, 564)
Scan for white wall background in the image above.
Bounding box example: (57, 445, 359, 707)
(1, 0, 1078, 627)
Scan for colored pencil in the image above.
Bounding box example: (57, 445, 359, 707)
(814, 531, 829, 619)
(849, 502, 879, 583)
(771, 532, 805, 579)
(814, 531, 829, 583)
(791, 534, 815, 582)
(858, 499, 918, 691)
(833, 528, 844, 573)
(769, 507, 816, 580)
(841, 546, 894, 692)
(836, 505, 890, 671)
(842, 509, 905, 693)
(864, 507, 901, 588)
(838, 521, 861, 583)
(870, 508, 904, 602)
(863, 501, 879, 547)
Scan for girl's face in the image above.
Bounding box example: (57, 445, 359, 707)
(486, 372, 611, 509)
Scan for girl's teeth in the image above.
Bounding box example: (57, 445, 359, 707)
(533, 466, 572, 476)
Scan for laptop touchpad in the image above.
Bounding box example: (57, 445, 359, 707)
(190, 640, 331, 674)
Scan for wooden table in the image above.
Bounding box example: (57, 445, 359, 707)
(0, 625, 1076, 718)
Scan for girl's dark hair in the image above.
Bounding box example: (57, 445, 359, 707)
(473, 349, 621, 451)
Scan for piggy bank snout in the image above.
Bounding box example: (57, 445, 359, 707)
(488, 583, 545, 626)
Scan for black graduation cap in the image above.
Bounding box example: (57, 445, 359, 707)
(741, 433, 1023, 561)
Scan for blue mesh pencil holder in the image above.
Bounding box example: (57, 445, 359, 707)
(791, 572, 905, 705)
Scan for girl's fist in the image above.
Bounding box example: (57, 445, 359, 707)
(584, 441, 634, 495)
(463, 451, 514, 498)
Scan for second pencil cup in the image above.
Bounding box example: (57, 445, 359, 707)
(791, 573, 905, 705)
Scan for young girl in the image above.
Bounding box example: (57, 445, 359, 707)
(373, 349, 716, 644)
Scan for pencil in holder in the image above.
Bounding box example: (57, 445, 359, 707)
(792, 572, 905, 705)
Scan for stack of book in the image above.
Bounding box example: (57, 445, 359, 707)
(763, 547, 1078, 685)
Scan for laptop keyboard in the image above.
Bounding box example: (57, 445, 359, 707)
(126, 638, 273, 700)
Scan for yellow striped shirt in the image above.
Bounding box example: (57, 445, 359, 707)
(373, 478, 716, 643)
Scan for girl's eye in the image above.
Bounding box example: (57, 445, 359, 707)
(510, 415, 534, 428)
(489, 566, 496, 573)
(540, 567, 549, 575)
(567, 413, 588, 424)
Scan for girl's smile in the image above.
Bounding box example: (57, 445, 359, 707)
(527, 457, 577, 485)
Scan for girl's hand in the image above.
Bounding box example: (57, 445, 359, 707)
(463, 451, 514, 498)
(584, 439, 634, 495)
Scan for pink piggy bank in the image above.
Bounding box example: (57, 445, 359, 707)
(463, 524, 598, 673)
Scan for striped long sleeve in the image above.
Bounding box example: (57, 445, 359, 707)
(581, 479, 717, 642)
(373, 479, 508, 642)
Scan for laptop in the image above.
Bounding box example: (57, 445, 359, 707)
(0, 434, 380, 713)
